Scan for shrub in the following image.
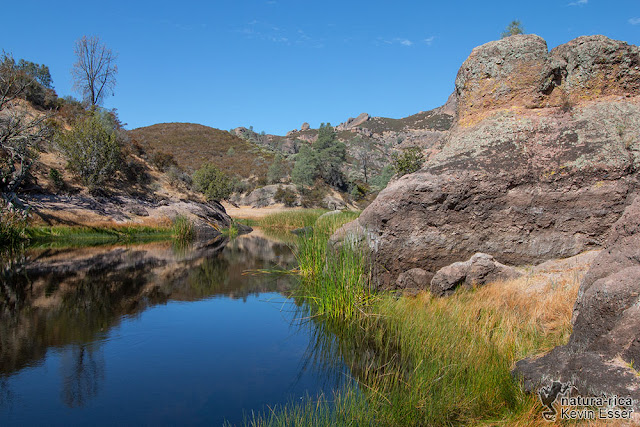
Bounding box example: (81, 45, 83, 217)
(350, 183, 367, 201)
(501, 20, 524, 38)
(166, 165, 192, 189)
(300, 184, 326, 208)
(370, 165, 395, 190)
(392, 147, 424, 177)
(192, 163, 232, 201)
(48, 168, 64, 191)
(151, 151, 177, 171)
(56, 113, 121, 187)
(274, 186, 298, 207)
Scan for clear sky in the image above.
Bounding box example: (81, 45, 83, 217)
(2, 1, 639, 134)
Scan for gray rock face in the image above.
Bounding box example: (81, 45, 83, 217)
(301, 122, 310, 131)
(330, 34, 640, 289)
(514, 195, 640, 411)
(231, 184, 299, 208)
(430, 253, 521, 296)
(336, 113, 369, 131)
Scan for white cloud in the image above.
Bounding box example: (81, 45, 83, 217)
(568, 0, 587, 5)
(400, 39, 413, 46)
(629, 17, 640, 25)
(424, 36, 435, 45)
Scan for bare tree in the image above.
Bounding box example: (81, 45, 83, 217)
(71, 36, 118, 107)
(0, 53, 52, 207)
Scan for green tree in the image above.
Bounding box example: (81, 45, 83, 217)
(56, 113, 121, 187)
(17, 59, 52, 88)
(291, 144, 319, 186)
(192, 163, 232, 201)
(314, 123, 346, 189)
(267, 153, 287, 184)
(501, 20, 524, 38)
(392, 147, 424, 177)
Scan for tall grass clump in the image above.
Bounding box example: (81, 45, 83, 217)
(268, 209, 372, 320)
(172, 215, 195, 243)
(249, 208, 590, 425)
(258, 209, 326, 231)
(0, 204, 28, 248)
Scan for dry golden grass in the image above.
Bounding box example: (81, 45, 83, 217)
(412, 255, 591, 361)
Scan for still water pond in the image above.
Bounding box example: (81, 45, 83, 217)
(0, 232, 351, 426)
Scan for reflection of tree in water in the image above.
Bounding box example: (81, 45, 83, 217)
(60, 343, 105, 408)
(0, 250, 30, 325)
(187, 236, 298, 301)
(0, 376, 16, 410)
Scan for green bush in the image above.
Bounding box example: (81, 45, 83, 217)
(56, 113, 121, 187)
(392, 147, 424, 177)
(370, 165, 395, 190)
(350, 183, 367, 201)
(300, 184, 326, 208)
(501, 20, 524, 38)
(192, 163, 232, 201)
(48, 168, 64, 191)
(274, 185, 298, 207)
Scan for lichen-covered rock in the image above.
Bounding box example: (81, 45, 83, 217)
(231, 184, 299, 208)
(514, 195, 640, 411)
(330, 34, 640, 290)
(430, 253, 521, 296)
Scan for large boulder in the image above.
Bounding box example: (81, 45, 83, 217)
(514, 195, 640, 411)
(330, 34, 640, 290)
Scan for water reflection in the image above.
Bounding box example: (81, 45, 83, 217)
(60, 343, 105, 408)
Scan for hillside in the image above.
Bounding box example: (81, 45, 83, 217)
(129, 123, 275, 180)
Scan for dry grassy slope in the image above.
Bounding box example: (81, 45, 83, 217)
(129, 122, 274, 179)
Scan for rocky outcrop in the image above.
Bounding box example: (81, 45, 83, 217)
(25, 193, 232, 238)
(336, 113, 370, 131)
(231, 184, 300, 208)
(331, 34, 640, 289)
(430, 253, 521, 296)
(455, 34, 640, 125)
(301, 122, 310, 131)
(514, 195, 640, 411)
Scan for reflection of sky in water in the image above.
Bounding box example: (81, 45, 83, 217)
(0, 234, 351, 426)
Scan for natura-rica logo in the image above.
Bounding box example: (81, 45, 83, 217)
(538, 381, 573, 421)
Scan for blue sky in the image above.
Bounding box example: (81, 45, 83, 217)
(2, 1, 638, 134)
